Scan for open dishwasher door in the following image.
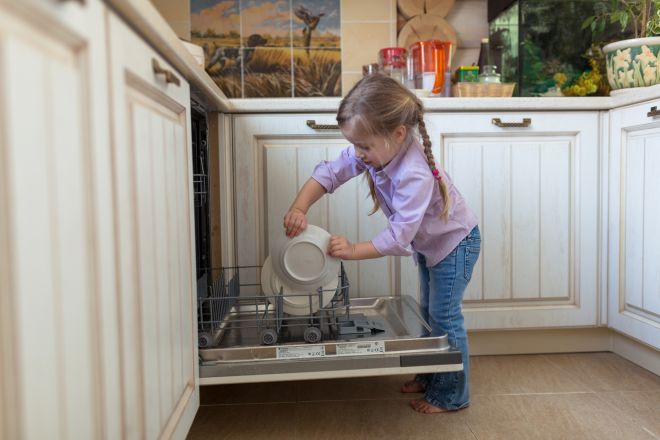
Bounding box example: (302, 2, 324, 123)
(198, 268, 463, 385)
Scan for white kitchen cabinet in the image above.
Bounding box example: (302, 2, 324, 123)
(608, 99, 660, 350)
(232, 111, 601, 331)
(232, 114, 400, 297)
(107, 11, 198, 440)
(420, 112, 601, 330)
(0, 1, 118, 439)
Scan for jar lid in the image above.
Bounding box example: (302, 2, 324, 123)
(379, 47, 407, 58)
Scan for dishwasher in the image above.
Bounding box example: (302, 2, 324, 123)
(196, 263, 463, 385)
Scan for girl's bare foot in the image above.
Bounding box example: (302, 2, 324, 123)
(400, 380, 425, 393)
(409, 398, 451, 414)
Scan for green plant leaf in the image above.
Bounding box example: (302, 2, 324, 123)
(620, 12, 629, 31)
(582, 15, 596, 30)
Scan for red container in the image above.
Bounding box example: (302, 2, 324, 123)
(378, 47, 407, 83)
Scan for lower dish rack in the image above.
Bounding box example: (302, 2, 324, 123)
(197, 263, 384, 348)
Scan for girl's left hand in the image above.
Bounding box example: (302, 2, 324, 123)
(328, 235, 355, 260)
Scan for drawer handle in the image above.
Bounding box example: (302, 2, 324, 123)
(306, 120, 339, 130)
(58, 0, 85, 4)
(492, 117, 531, 128)
(152, 59, 181, 87)
(647, 106, 660, 117)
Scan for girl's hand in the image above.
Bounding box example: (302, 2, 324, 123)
(283, 208, 307, 237)
(328, 235, 356, 260)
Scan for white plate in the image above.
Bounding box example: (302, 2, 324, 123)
(271, 224, 341, 292)
(261, 256, 338, 316)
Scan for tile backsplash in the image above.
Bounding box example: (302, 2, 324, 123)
(150, 0, 487, 97)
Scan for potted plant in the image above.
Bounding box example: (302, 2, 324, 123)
(583, 0, 660, 91)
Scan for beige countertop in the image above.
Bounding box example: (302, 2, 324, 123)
(109, 0, 660, 114)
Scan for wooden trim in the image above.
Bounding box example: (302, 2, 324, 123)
(0, 26, 21, 440)
(468, 327, 613, 356)
(612, 331, 660, 376)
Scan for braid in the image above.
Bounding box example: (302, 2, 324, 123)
(417, 114, 452, 221)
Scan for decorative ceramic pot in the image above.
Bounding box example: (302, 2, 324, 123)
(603, 37, 660, 90)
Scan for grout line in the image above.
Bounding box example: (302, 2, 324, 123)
(467, 422, 480, 440)
(200, 401, 297, 407)
(472, 391, 594, 397)
(642, 427, 660, 440)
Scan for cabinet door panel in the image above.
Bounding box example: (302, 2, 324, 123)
(234, 115, 395, 297)
(0, 2, 112, 439)
(424, 112, 599, 329)
(610, 100, 660, 349)
(108, 12, 197, 440)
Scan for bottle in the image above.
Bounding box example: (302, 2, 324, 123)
(478, 65, 501, 83)
(477, 38, 490, 74)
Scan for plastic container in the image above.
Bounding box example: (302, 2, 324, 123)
(378, 47, 407, 84)
(407, 40, 446, 94)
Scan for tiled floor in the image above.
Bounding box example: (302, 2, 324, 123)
(187, 352, 660, 439)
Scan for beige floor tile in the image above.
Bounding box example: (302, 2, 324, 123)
(596, 391, 660, 438)
(187, 403, 297, 440)
(294, 399, 476, 440)
(542, 352, 660, 392)
(200, 381, 298, 405)
(471, 355, 590, 395)
(465, 393, 656, 440)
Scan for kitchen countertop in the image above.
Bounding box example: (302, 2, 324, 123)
(110, 0, 660, 114)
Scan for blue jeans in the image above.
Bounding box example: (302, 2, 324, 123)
(415, 226, 481, 410)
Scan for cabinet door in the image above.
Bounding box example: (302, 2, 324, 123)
(418, 112, 600, 330)
(609, 101, 660, 350)
(108, 12, 198, 440)
(233, 114, 400, 297)
(0, 1, 119, 439)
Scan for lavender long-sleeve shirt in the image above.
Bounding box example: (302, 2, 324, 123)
(311, 138, 478, 267)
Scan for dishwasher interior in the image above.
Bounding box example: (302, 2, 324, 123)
(196, 264, 463, 385)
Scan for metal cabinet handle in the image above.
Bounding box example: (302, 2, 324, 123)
(306, 120, 339, 130)
(492, 117, 531, 128)
(58, 0, 85, 4)
(647, 106, 660, 117)
(152, 59, 181, 87)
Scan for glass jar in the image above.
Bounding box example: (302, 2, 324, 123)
(479, 65, 501, 83)
(378, 47, 407, 84)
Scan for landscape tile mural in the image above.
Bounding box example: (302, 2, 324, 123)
(191, 0, 242, 97)
(191, 0, 341, 98)
(292, 0, 341, 96)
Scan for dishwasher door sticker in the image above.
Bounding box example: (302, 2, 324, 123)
(276, 345, 326, 359)
(336, 341, 386, 356)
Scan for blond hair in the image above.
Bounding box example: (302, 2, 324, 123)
(336, 75, 451, 220)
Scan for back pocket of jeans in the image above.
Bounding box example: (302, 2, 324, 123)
(464, 245, 480, 280)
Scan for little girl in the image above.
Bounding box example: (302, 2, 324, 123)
(283, 75, 480, 414)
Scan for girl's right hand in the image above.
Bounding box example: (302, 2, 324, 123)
(283, 208, 307, 237)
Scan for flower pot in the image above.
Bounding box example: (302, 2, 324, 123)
(603, 36, 660, 91)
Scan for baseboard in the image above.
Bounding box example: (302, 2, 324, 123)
(468, 327, 614, 355)
(611, 331, 660, 376)
(468, 327, 660, 376)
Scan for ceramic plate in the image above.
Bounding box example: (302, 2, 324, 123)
(261, 256, 338, 316)
(271, 224, 341, 292)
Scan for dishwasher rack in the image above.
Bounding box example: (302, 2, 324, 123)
(197, 263, 353, 348)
